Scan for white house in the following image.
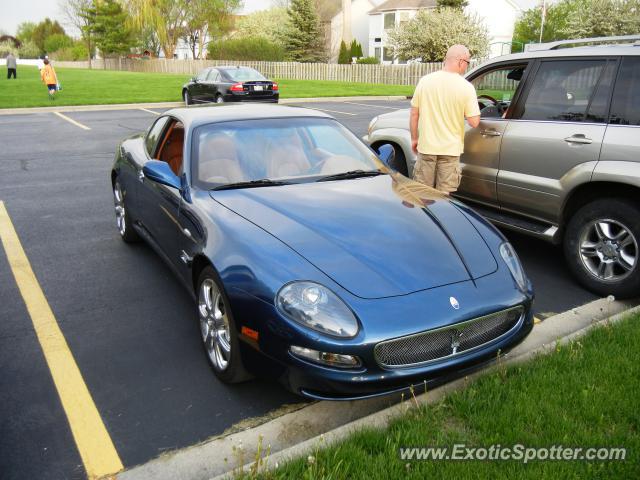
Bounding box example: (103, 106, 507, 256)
(331, 0, 521, 64)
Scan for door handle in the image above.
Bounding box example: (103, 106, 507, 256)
(138, 170, 145, 182)
(480, 129, 501, 137)
(564, 135, 592, 145)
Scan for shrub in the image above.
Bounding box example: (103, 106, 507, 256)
(208, 37, 285, 61)
(350, 39, 363, 58)
(338, 40, 350, 64)
(18, 40, 40, 58)
(51, 41, 89, 61)
(44, 33, 73, 55)
(356, 56, 379, 64)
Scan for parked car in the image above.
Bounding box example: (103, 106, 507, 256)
(110, 104, 534, 399)
(365, 35, 640, 298)
(182, 66, 279, 105)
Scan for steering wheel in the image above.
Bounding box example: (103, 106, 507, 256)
(477, 94, 499, 105)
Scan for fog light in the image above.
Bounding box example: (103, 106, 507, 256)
(290, 346, 361, 368)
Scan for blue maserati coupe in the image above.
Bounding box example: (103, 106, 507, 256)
(110, 104, 534, 400)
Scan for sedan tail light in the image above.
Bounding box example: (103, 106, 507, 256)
(230, 83, 244, 92)
(272, 83, 279, 91)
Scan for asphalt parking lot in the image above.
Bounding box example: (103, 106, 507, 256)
(0, 99, 605, 479)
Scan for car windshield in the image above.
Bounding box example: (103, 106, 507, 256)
(223, 67, 267, 82)
(193, 117, 384, 188)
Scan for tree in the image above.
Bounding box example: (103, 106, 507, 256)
(60, 0, 95, 66)
(16, 22, 37, 43)
(338, 40, 349, 63)
(44, 33, 73, 54)
(350, 39, 363, 58)
(125, 0, 190, 58)
(182, 0, 240, 59)
(387, 7, 488, 62)
(92, 0, 134, 58)
(233, 7, 288, 45)
(513, 0, 579, 46)
(282, 0, 326, 62)
(32, 18, 66, 54)
(437, 0, 468, 9)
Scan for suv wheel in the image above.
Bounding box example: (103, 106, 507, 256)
(564, 199, 640, 298)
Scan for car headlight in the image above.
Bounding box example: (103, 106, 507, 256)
(500, 242, 527, 291)
(276, 281, 359, 338)
(368, 116, 379, 136)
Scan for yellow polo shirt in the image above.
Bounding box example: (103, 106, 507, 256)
(411, 70, 480, 156)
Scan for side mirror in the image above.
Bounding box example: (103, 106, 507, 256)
(191, 77, 197, 83)
(143, 160, 181, 190)
(376, 144, 396, 170)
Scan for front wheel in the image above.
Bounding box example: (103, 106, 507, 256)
(564, 199, 640, 298)
(197, 267, 251, 383)
(113, 179, 140, 243)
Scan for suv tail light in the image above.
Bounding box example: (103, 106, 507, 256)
(272, 83, 279, 91)
(230, 83, 244, 92)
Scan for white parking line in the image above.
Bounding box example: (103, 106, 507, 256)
(342, 101, 403, 110)
(53, 112, 91, 130)
(139, 107, 160, 115)
(305, 107, 357, 116)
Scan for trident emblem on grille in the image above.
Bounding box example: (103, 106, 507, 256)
(450, 329, 463, 354)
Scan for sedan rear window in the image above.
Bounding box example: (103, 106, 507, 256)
(222, 67, 267, 82)
(192, 118, 382, 188)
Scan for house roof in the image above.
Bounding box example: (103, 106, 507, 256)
(369, 0, 437, 14)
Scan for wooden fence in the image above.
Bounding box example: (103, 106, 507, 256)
(54, 58, 467, 86)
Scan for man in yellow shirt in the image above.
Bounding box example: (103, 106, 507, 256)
(410, 44, 480, 193)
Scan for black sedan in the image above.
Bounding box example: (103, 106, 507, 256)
(182, 66, 279, 105)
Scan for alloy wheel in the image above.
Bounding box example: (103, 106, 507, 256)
(578, 218, 638, 282)
(113, 182, 126, 236)
(198, 279, 231, 371)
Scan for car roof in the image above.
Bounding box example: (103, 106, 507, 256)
(478, 43, 640, 64)
(163, 103, 334, 130)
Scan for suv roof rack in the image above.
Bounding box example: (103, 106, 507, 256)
(526, 34, 640, 52)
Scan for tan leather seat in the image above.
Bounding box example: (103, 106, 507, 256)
(264, 134, 310, 178)
(161, 126, 184, 175)
(198, 134, 246, 184)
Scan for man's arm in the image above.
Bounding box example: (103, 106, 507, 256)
(466, 115, 480, 128)
(410, 107, 420, 154)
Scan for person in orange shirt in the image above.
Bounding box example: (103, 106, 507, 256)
(40, 59, 58, 99)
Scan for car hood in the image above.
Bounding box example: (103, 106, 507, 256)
(211, 174, 497, 299)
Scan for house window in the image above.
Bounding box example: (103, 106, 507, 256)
(399, 11, 410, 25)
(383, 47, 394, 62)
(375, 47, 381, 60)
(384, 12, 396, 30)
(374, 37, 381, 43)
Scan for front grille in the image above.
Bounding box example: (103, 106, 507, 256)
(374, 306, 524, 368)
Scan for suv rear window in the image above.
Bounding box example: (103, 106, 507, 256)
(519, 60, 607, 122)
(610, 57, 640, 126)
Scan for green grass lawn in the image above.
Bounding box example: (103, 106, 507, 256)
(259, 316, 640, 479)
(0, 66, 413, 108)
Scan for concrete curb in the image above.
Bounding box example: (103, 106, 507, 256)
(0, 96, 409, 116)
(113, 297, 637, 480)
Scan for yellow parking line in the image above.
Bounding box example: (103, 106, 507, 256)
(342, 101, 401, 110)
(0, 201, 123, 479)
(139, 107, 160, 115)
(53, 111, 91, 130)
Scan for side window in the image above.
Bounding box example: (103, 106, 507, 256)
(207, 70, 220, 82)
(610, 57, 640, 125)
(196, 69, 209, 82)
(145, 117, 169, 157)
(519, 60, 606, 122)
(156, 120, 185, 175)
(470, 64, 527, 118)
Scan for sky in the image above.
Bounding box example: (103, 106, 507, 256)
(1, 0, 543, 37)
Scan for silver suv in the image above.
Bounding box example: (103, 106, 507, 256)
(365, 35, 640, 298)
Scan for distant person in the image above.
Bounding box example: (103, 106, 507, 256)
(6, 53, 17, 79)
(40, 58, 58, 100)
(409, 44, 480, 194)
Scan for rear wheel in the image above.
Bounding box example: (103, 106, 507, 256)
(215, 94, 224, 104)
(183, 90, 191, 106)
(564, 199, 640, 298)
(113, 178, 140, 243)
(197, 267, 251, 383)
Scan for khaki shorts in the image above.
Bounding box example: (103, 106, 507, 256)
(413, 153, 461, 194)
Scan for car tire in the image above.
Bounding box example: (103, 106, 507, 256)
(183, 90, 191, 106)
(197, 266, 251, 383)
(564, 198, 640, 298)
(113, 178, 140, 243)
(215, 94, 224, 104)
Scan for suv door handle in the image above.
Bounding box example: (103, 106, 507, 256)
(480, 129, 501, 137)
(564, 134, 592, 145)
